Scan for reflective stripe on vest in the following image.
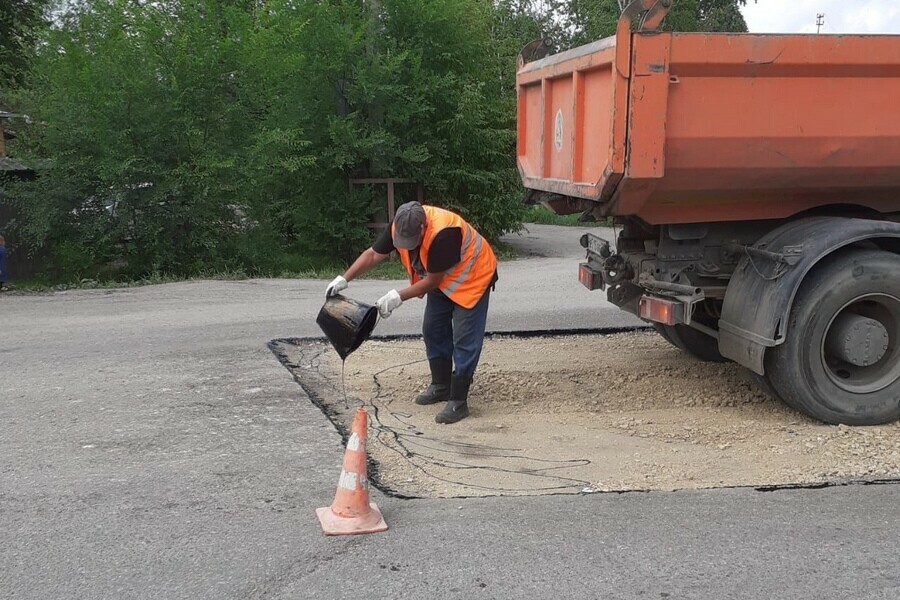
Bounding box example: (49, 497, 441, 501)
(393, 206, 496, 309)
(443, 226, 483, 295)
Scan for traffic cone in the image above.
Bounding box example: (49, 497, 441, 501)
(316, 407, 388, 536)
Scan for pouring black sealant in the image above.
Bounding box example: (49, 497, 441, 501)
(316, 294, 381, 407)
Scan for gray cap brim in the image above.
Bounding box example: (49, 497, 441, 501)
(392, 232, 420, 250)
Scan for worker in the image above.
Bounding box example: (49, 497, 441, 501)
(326, 202, 497, 424)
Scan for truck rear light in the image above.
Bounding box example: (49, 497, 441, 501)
(578, 263, 603, 291)
(639, 296, 683, 326)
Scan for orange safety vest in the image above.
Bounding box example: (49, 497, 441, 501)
(393, 206, 497, 309)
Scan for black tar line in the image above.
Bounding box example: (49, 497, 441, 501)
(267, 326, 900, 500)
(276, 324, 654, 347)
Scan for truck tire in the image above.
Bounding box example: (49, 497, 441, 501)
(656, 323, 729, 363)
(766, 249, 900, 425)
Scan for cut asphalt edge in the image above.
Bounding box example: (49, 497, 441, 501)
(267, 326, 900, 501)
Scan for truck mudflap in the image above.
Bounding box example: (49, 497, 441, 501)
(718, 217, 900, 375)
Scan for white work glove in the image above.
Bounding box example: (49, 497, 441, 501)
(376, 289, 403, 318)
(325, 275, 348, 298)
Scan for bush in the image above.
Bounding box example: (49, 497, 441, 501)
(6, 0, 530, 283)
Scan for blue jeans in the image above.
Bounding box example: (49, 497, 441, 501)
(423, 288, 491, 378)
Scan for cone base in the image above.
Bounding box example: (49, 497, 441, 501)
(316, 502, 389, 536)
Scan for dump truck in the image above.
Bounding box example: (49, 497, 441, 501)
(517, 0, 900, 425)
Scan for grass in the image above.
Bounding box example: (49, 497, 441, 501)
(7, 249, 508, 293)
(9, 268, 251, 294)
(285, 259, 409, 281)
(524, 205, 608, 227)
(8, 233, 525, 294)
(491, 240, 519, 262)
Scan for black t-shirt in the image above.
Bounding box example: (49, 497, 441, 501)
(373, 226, 463, 274)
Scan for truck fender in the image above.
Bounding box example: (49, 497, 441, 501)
(718, 217, 900, 375)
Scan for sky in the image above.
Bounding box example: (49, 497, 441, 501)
(741, 0, 900, 34)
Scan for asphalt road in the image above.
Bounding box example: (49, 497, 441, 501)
(2, 224, 898, 599)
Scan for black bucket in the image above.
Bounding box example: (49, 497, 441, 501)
(316, 294, 379, 360)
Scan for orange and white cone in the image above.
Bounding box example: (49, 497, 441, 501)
(316, 407, 388, 536)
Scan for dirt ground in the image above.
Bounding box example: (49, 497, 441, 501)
(276, 331, 900, 498)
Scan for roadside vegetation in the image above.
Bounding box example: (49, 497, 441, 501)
(523, 205, 612, 226)
(10, 260, 411, 293)
(0, 0, 748, 287)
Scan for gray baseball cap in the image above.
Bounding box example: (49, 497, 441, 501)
(392, 202, 426, 250)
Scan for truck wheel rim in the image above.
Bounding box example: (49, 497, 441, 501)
(820, 293, 900, 395)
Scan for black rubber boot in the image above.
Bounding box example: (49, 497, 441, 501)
(436, 375, 471, 424)
(415, 358, 452, 405)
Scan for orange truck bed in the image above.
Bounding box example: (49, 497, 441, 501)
(517, 15, 900, 225)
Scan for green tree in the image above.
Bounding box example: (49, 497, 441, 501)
(0, 0, 49, 101)
(696, 0, 749, 32)
(7, 0, 262, 277)
(275, 0, 524, 244)
(567, 0, 748, 47)
(374, 0, 523, 238)
(8, 0, 525, 281)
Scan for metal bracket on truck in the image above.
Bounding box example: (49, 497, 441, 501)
(718, 216, 900, 375)
(579, 231, 706, 327)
